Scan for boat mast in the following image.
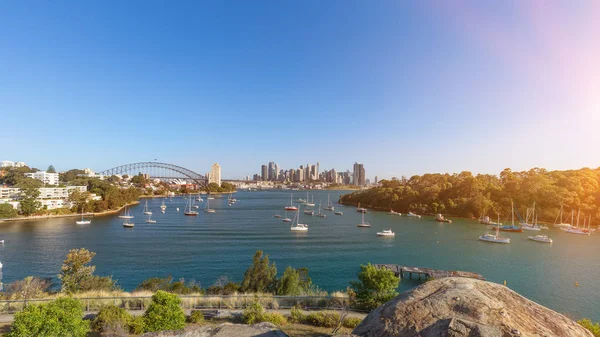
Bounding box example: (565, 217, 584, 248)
(511, 199, 515, 226)
(576, 208, 580, 229)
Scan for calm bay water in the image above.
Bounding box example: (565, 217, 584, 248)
(0, 190, 599, 321)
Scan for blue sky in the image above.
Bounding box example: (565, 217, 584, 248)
(1, 1, 598, 179)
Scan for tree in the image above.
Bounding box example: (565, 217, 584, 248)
(350, 263, 400, 310)
(0, 203, 18, 218)
(143, 290, 185, 332)
(17, 178, 42, 216)
(68, 189, 89, 213)
(277, 267, 312, 295)
(46, 165, 56, 173)
(241, 250, 277, 293)
(7, 297, 89, 337)
(59, 169, 85, 183)
(58, 248, 97, 293)
(3, 276, 53, 300)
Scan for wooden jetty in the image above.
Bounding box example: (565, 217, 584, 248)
(375, 264, 485, 281)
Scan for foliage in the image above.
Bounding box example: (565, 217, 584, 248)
(129, 315, 146, 334)
(46, 165, 56, 173)
(0, 203, 18, 218)
(342, 316, 363, 329)
(263, 312, 288, 326)
(277, 266, 312, 296)
(58, 248, 115, 294)
(188, 310, 205, 324)
(579, 319, 600, 336)
(2, 276, 52, 300)
(341, 167, 600, 222)
(242, 301, 266, 324)
(204, 182, 237, 193)
(59, 169, 85, 183)
(16, 178, 42, 216)
(142, 290, 186, 332)
(241, 250, 277, 293)
(289, 305, 307, 323)
(7, 297, 89, 337)
(135, 276, 201, 294)
(68, 189, 89, 213)
(306, 311, 341, 328)
(131, 174, 148, 188)
(0, 166, 36, 185)
(91, 305, 132, 333)
(350, 263, 400, 310)
(206, 276, 240, 295)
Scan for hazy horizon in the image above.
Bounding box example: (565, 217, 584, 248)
(2, 1, 599, 179)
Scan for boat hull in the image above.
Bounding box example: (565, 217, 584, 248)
(285, 207, 298, 211)
(478, 236, 510, 243)
(184, 212, 198, 216)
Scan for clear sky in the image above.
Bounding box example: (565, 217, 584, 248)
(1, 1, 598, 179)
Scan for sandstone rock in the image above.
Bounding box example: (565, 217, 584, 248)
(140, 322, 288, 337)
(353, 277, 592, 337)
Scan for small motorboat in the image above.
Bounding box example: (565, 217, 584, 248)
(377, 228, 395, 237)
(0, 240, 5, 244)
(273, 214, 282, 218)
(435, 214, 452, 223)
(205, 208, 216, 213)
(334, 211, 343, 215)
(76, 219, 91, 225)
(528, 235, 553, 243)
(479, 232, 510, 243)
(407, 212, 421, 218)
(388, 209, 401, 215)
(282, 218, 292, 222)
(145, 219, 157, 223)
(123, 222, 134, 228)
(303, 210, 314, 216)
(193, 205, 199, 209)
(176, 208, 180, 212)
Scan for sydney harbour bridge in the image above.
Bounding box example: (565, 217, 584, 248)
(99, 162, 207, 186)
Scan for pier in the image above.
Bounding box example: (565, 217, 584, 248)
(375, 264, 485, 281)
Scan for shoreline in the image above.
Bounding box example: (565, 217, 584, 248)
(0, 201, 140, 223)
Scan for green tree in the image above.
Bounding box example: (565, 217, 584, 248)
(47, 165, 56, 173)
(17, 178, 42, 216)
(142, 290, 186, 332)
(68, 189, 89, 213)
(58, 248, 97, 293)
(350, 263, 400, 310)
(7, 297, 89, 337)
(60, 169, 85, 183)
(0, 203, 18, 218)
(277, 267, 312, 295)
(579, 319, 600, 336)
(241, 250, 277, 293)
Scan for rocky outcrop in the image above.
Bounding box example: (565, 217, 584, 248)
(353, 277, 592, 337)
(141, 322, 288, 337)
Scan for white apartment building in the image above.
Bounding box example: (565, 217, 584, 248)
(209, 163, 221, 186)
(24, 171, 59, 185)
(0, 186, 87, 210)
(1, 161, 26, 168)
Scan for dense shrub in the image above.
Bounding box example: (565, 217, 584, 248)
(350, 263, 400, 310)
(143, 290, 185, 332)
(306, 311, 341, 328)
(79, 275, 119, 292)
(206, 281, 240, 295)
(135, 276, 201, 294)
(92, 305, 132, 333)
(188, 310, 205, 324)
(7, 297, 89, 337)
(579, 319, 600, 336)
(342, 316, 363, 329)
(289, 305, 306, 323)
(2, 276, 52, 300)
(263, 312, 287, 326)
(129, 315, 146, 335)
(242, 301, 266, 324)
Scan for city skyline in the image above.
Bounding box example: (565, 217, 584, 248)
(1, 2, 599, 178)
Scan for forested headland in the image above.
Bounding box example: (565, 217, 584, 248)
(340, 167, 600, 223)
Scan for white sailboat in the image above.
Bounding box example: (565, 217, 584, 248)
(357, 211, 371, 228)
(316, 201, 326, 217)
(305, 193, 315, 207)
(145, 214, 156, 223)
(521, 203, 541, 231)
(282, 209, 292, 222)
(184, 194, 198, 216)
(123, 220, 134, 228)
(290, 210, 308, 231)
(205, 198, 216, 213)
(75, 208, 91, 225)
(324, 194, 335, 211)
(553, 203, 572, 228)
(143, 200, 152, 215)
(160, 200, 167, 212)
(118, 205, 134, 219)
(479, 214, 510, 244)
(562, 209, 590, 235)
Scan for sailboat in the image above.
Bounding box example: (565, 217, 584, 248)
(75, 208, 91, 225)
(496, 200, 523, 232)
(357, 211, 371, 228)
(290, 209, 308, 231)
(324, 194, 335, 211)
(145, 214, 156, 223)
(520, 203, 541, 231)
(123, 220, 134, 228)
(285, 194, 298, 211)
(205, 197, 216, 213)
(316, 201, 326, 218)
(143, 200, 152, 215)
(356, 202, 367, 213)
(118, 205, 134, 219)
(479, 214, 510, 243)
(160, 200, 167, 212)
(282, 209, 292, 222)
(553, 203, 572, 228)
(196, 195, 204, 202)
(562, 209, 590, 235)
(305, 194, 315, 207)
(184, 195, 198, 216)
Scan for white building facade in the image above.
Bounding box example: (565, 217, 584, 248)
(24, 171, 59, 185)
(209, 163, 221, 186)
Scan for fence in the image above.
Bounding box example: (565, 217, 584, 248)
(0, 294, 355, 314)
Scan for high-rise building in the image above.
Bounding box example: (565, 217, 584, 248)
(24, 171, 59, 185)
(374, 176, 378, 184)
(209, 163, 221, 186)
(261, 165, 268, 181)
(268, 162, 276, 181)
(352, 162, 365, 186)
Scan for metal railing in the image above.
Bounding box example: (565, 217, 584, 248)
(0, 295, 355, 314)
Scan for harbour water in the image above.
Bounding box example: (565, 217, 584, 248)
(0, 190, 598, 321)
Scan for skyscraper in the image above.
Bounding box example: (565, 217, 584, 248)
(353, 162, 365, 186)
(261, 165, 268, 181)
(209, 163, 221, 186)
(268, 162, 276, 181)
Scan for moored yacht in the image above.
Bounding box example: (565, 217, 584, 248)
(282, 209, 292, 222)
(479, 217, 510, 244)
(356, 202, 367, 213)
(377, 228, 395, 237)
(184, 195, 198, 216)
(118, 205, 134, 219)
(290, 210, 308, 231)
(357, 211, 371, 228)
(407, 211, 421, 218)
(435, 214, 452, 223)
(75, 209, 91, 225)
(388, 209, 401, 215)
(123, 221, 134, 228)
(334, 211, 343, 215)
(324, 194, 335, 211)
(143, 200, 152, 215)
(204, 198, 216, 213)
(285, 194, 298, 211)
(528, 234, 553, 243)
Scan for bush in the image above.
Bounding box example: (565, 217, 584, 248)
(188, 310, 205, 324)
(92, 305, 132, 333)
(579, 319, 600, 336)
(7, 297, 89, 337)
(342, 316, 363, 329)
(289, 306, 306, 323)
(242, 301, 266, 324)
(3, 276, 52, 300)
(143, 290, 185, 332)
(79, 275, 118, 292)
(135, 276, 201, 294)
(129, 315, 145, 335)
(263, 312, 287, 326)
(306, 311, 341, 328)
(350, 263, 400, 310)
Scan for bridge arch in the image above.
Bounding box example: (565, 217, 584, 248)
(99, 162, 207, 185)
